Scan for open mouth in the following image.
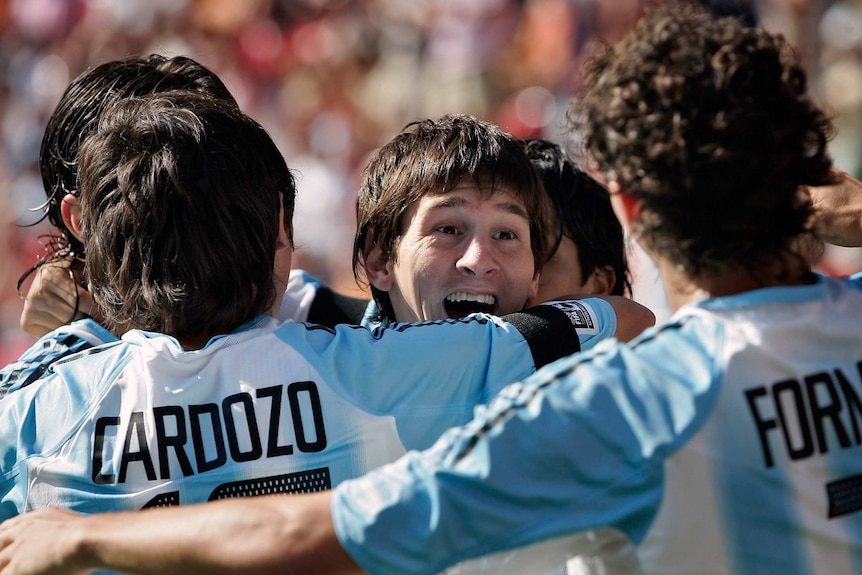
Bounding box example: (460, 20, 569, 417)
(443, 292, 497, 318)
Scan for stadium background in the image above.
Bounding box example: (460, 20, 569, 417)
(1, 0, 861, 364)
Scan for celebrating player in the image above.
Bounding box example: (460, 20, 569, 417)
(2, 4, 858, 575)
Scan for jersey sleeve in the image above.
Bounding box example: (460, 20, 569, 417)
(330, 318, 725, 575)
(0, 319, 117, 399)
(288, 316, 544, 451)
(0, 344, 131, 520)
(497, 297, 616, 367)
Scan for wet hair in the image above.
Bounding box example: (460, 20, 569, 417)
(78, 91, 294, 341)
(574, 2, 833, 277)
(352, 114, 547, 322)
(40, 55, 237, 252)
(524, 138, 630, 296)
(19, 55, 237, 295)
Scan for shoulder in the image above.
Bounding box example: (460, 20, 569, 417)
(1, 319, 119, 397)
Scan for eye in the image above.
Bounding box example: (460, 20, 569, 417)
(494, 230, 517, 240)
(436, 225, 458, 235)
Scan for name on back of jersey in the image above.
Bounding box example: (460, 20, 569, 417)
(90, 380, 327, 485)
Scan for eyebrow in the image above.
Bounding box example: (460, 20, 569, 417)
(427, 194, 531, 220)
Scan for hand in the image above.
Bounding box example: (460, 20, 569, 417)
(20, 259, 93, 338)
(0, 508, 93, 575)
(806, 168, 862, 248)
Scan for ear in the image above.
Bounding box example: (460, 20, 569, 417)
(607, 181, 640, 229)
(276, 206, 293, 252)
(528, 270, 540, 300)
(362, 230, 394, 292)
(271, 211, 294, 315)
(585, 265, 616, 296)
(60, 194, 84, 241)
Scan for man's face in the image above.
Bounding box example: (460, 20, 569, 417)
(529, 235, 586, 305)
(378, 181, 539, 322)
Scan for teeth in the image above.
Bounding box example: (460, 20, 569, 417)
(445, 292, 496, 305)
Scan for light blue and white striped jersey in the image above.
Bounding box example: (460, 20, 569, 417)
(0, 269, 361, 399)
(0, 319, 114, 399)
(0, 274, 619, 575)
(0, 309, 584, 520)
(333, 273, 862, 575)
(1, 270, 618, 399)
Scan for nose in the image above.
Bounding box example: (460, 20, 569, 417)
(456, 235, 498, 276)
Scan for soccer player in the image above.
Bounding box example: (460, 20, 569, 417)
(351, 115, 652, 343)
(3, 5, 858, 575)
(2, 95, 645, 575)
(2, 55, 365, 394)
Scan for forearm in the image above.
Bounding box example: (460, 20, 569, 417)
(94, 495, 355, 575)
(808, 169, 862, 247)
(602, 296, 655, 341)
(0, 493, 360, 575)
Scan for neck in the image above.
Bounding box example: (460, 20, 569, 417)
(654, 253, 812, 313)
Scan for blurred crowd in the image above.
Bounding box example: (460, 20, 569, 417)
(1, 0, 861, 363)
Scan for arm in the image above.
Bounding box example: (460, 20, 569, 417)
(0, 493, 359, 575)
(601, 295, 655, 342)
(806, 168, 862, 247)
(543, 294, 656, 343)
(20, 259, 96, 339)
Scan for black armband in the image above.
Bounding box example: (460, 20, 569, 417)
(502, 302, 582, 368)
(307, 288, 370, 329)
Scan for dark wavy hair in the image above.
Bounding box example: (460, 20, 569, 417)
(78, 91, 294, 341)
(352, 114, 547, 322)
(573, 2, 833, 277)
(19, 55, 237, 300)
(524, 138, 631, 296)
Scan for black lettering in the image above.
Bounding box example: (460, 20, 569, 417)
(92, 416, 120, 484)
(745, 387, 778, 467)
(836, 365, 862, 445)
(189, 403, 227, 473)
(118, 412, 157, 483)
(153, 406, 194, 479)
(256, 386, 294, 457)
(773, 379, 814, 461)
(805, 372, 852, 454)
(288, 381, 326, 453)
(748, 363, 862, 468)
(222, 393, 263, 462)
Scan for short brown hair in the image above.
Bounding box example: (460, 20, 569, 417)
(352, 114, 546, 321)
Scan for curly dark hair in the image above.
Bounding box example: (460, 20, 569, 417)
(573, 2, 834, 277)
